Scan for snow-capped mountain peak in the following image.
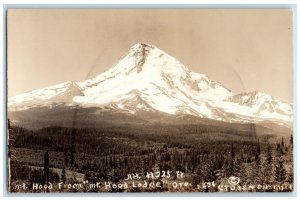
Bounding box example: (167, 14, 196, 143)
(79, 43, 190, 90)
(8, 43, 293, 125)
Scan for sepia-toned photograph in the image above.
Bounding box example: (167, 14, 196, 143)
(6, 8, 294, 193)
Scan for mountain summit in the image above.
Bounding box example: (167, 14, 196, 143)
(8, 43, 293, 125)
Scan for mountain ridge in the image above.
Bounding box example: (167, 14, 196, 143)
(8, 43, 293, 125)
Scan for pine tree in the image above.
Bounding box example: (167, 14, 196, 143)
(139, 157, 145, 174)
(266, 145, 272, 165)
(61, 168, 66, 183)
(250, 123, 256, 138)
(275, 159, 286, 182)
(230, 144, 235, 160)
(83, 161, 92, 182)
(202, 159, 217, 182)
(70, 112, 77, 167)
(43, 150, 50, 185)
(223, 158, 234, 178)
(281, 137, 285, 148)
(276, 142, 281, 151)
(70, 149, 74, 167)
(255, 139, 261, 161)
(276, 139, 284, 157)
(83, 152, 86, 161)
(64, 149, 69, 166)
(286, 171, 293, 184)
(232, 158, 242, 178)
(151, 155, 161, 173)
(194, 160, 204, 184)
(254, 153, 262, 183)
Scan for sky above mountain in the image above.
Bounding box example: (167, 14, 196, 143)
(7, 9, 293, 102)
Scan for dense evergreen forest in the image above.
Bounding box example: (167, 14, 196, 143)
(8, 119, 293, 192)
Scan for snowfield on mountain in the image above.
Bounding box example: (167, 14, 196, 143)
(8, 43, 293, 124)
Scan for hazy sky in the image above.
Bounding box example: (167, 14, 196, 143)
(7, 9, 293, 102)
